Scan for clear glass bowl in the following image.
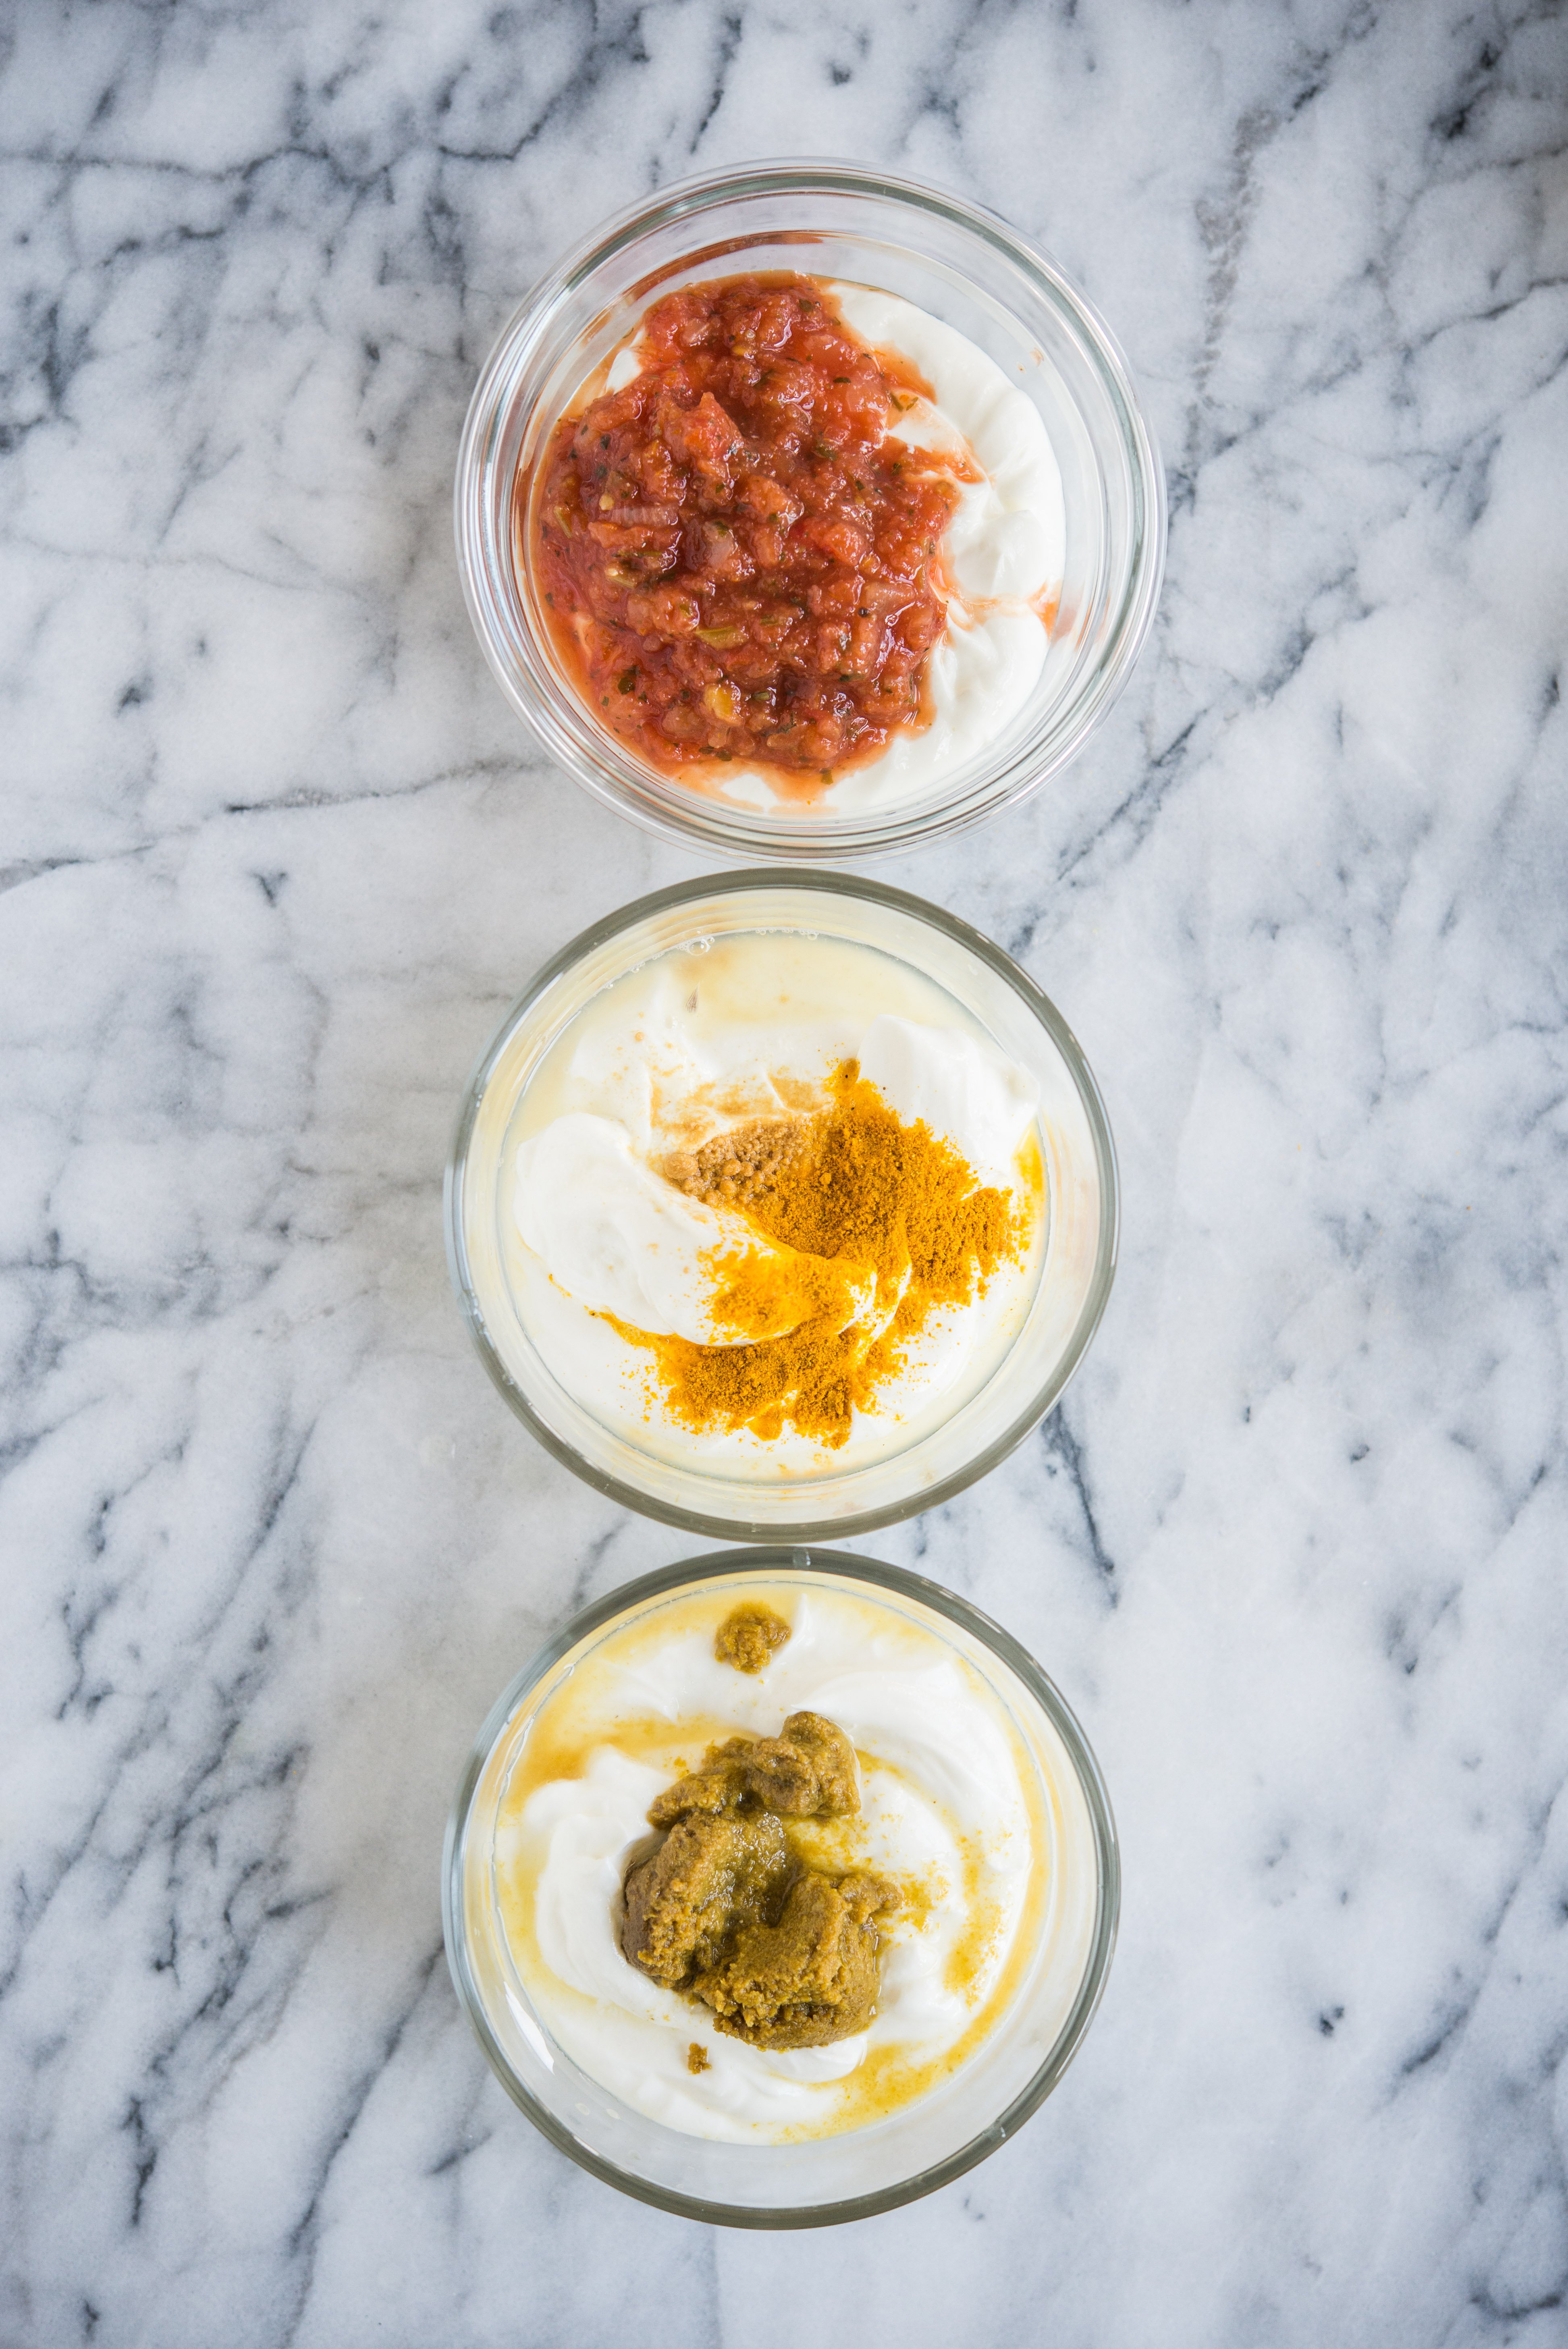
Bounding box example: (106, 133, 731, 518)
(443, 1547, 1119, 2226)
(444, 871, 1118, 1540)
(454, 159, 1165, 860)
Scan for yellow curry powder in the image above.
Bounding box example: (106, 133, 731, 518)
(609, 1061, 1032, 1447)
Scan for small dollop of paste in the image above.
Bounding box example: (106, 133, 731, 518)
(713, 1601, 793, 1674)
(621, 1712, 899, 2050)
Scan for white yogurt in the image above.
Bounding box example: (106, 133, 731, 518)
(596, 284, 1063, 815)
(504, 930, 1045, 1477)
(858, 1013, 1038, 1192)
(494, 1587, 1041, 2142)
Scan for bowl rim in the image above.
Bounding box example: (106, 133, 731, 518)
(453, 154, 1167, 862)
(441, 1544, 1121, 2228)
(443, 867, 1120, 1539)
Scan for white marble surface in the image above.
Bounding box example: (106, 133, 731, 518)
(3, 1, 1567, 2341)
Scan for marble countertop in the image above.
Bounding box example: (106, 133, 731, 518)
(4, 2, 1566, 2342)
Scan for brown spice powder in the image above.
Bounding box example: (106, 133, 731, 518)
(609, 1061, 1031, 1448)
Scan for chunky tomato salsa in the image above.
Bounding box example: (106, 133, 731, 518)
(527, 274, 973, 791)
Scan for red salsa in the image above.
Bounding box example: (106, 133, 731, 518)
(527, 274, 973, 794)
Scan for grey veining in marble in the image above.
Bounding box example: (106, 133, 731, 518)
(3, 1, 1567, 2343)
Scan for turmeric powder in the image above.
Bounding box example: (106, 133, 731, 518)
(607, 1061, 1034, 1447)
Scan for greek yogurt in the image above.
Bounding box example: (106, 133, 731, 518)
(504, 928, 1047, 1477)
(490, 1583, 1046, 2142)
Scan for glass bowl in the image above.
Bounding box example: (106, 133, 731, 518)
(454, 159, 1165, 861)
(443, 1546, 1119, 2226)
(444, 870, 1118, 1541)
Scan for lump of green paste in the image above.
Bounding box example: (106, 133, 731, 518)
(621, 1710, 897, 2050)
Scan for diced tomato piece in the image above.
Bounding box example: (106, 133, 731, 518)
(528, 272, 963, 793)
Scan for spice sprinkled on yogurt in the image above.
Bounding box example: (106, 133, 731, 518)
(506, 929, 1046, 1475)
(600, 1055, 1028, 1448)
